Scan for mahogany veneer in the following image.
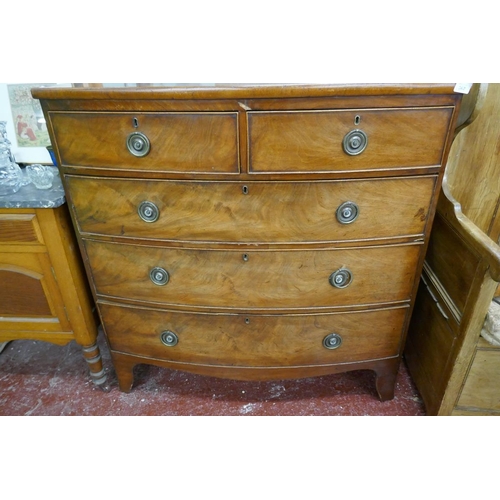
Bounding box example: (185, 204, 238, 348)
(33, 84, 465, 398)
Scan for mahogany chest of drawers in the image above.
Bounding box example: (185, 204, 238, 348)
(33, 84, 463, 399)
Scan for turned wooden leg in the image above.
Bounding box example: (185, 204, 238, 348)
(81, 342, 110, 391)
(374, 358, 400, 402)
(111, 352, 136, 393)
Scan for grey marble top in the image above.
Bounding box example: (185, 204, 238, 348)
(0, 166, 66, 209)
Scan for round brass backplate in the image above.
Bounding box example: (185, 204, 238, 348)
(323, 333, 343, 350)
(126, 131, 151, 157)
(343, 129, 368, 156)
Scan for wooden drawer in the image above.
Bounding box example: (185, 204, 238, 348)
(0, 212, 43, 245)
(50, 112, 239, 173)
(67, 175, 436, 244)
(85, 240, 422, 310)
(100, 302, 408, 366)
(248, 107, 453, 173)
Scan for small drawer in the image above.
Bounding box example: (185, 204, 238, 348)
(50, 112, 240, 173)
(66, 175, 436, 244)
(248, 107, 453, 173)
(0, 212, 43, 245)
(100, 302, 408, 367)
(85, 240, 422, 310)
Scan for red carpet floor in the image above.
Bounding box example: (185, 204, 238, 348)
(0, 331, 426, 416)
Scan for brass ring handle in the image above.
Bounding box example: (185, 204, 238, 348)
(126, 131, 150, 157)
(150, 267, 169, 286)
(160, 330, 178, 347)
(336, 201, 359, 224)
(323, 333, 343, 350)
(343, 129, 368, 156)
(138, 201, 160, 223)
(329, 268, 353, 289)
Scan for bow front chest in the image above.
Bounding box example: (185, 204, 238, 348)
(33, 84, 463, 399)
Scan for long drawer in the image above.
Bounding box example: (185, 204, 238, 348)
(84, 240, 422, 310)
(49, 112, 240, 173)
(248, 107, 453, 173)
(100, 301, 408, 366)
(66, 176, 436, 244)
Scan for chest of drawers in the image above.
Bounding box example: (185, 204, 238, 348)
(33, 84, 464, 400)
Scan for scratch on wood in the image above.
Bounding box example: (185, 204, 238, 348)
(238, 102, 252, 111)
(414, 207, 427, 221)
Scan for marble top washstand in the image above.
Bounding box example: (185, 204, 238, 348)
(0, 166, 65, 209)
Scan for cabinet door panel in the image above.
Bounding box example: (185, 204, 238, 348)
(0, 269, 51, 316)
(0, 253, 70, 332)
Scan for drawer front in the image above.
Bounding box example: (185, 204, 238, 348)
(0, 213, 43, 245)
(248, 107, 453, 173)
(67, 176, 436, 244)
(50, 112, 239, 173)
(85, 240, 421, 309)
(100, 302, 408, 366)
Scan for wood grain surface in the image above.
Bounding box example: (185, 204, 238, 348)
(50, 112, 239, 173)
(455, 349, 500, 411)
(0, 268, 52, 316)
(445, 83, 500, 241)
(34, 84, 462, 395)
(425, 213, 480, 315)
(0, 212, 43, 244)
(404, 278, 458, 414)
(32, 83, 459, 101)
(100, 301, 408, 367)
(248, 107, 453, 173)
(67, 175, 436, 244)
(85, 240, 422, 310)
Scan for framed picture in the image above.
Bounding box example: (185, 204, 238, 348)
(8, 83, 51, 148)
(0, 83, 70, 164)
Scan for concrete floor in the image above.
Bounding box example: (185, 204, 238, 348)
(0, 331, 426, 416)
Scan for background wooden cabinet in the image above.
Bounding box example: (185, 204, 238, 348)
(0, 205, 107, 388)
(405, 83, 500, 415)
